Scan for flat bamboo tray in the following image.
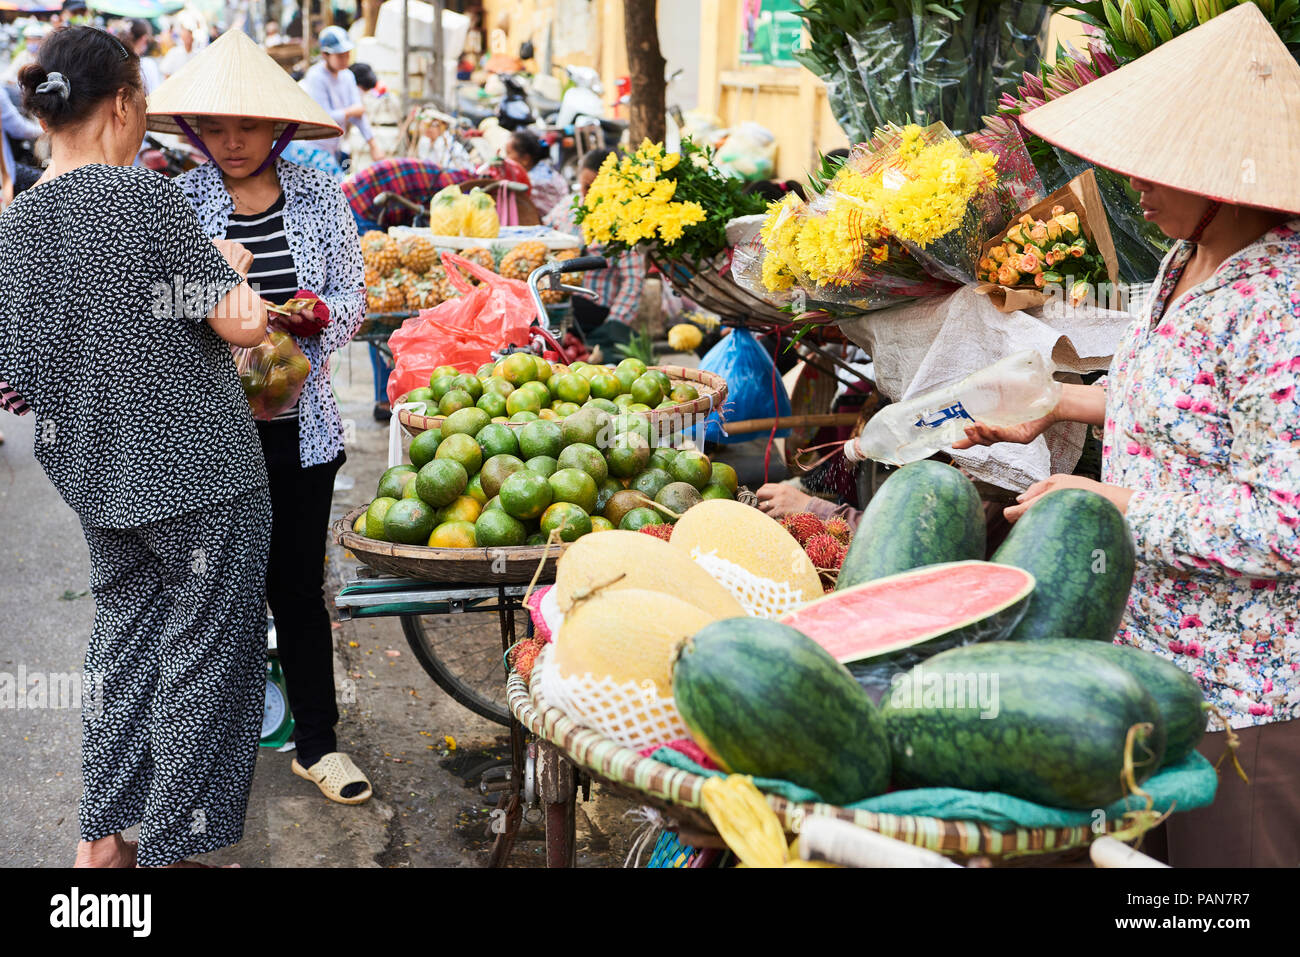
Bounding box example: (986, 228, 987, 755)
(510, 650, 1119, 863)
(333, 506, 567, 584)
(398, 365, 727, 438)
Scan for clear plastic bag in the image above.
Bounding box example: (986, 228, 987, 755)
(233, 331, 311, 421)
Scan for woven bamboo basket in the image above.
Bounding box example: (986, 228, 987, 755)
(398, 365, 728, 438)
(651, 254, 790, 330)
(510, 649, 1123, 863)
(333, 506, 567, 584)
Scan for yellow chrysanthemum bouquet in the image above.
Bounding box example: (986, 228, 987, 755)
(574, 138, 766, 264)
(734, 122, 1037, 317)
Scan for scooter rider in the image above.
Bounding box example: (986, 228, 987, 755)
(301, 26, 384, 167)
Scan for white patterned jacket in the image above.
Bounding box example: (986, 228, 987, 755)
(177, 158, 366, 467)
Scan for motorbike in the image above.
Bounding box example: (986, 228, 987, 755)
(545, 65, 628, 180)
(139, 134, 204, 178)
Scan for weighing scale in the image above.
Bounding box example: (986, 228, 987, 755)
(261, 615, 295, 749)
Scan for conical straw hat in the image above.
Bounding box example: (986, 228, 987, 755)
(146, 29, 341, 141)
(1021, 3, 1300, 214)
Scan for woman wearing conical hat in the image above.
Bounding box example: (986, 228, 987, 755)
(148, 30, 373, 809)
(958, 4, 1300, 867)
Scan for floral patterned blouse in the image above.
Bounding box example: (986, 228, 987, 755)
(1102, 220, 1300, 730)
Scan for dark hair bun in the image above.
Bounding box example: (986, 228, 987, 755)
(20, 25, 141, 132)
(18, 63, 71, 125)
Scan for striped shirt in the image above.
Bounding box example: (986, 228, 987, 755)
(225, 194, 302, 419)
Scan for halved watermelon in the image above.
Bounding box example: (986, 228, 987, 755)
(779, 561, 1035, 664)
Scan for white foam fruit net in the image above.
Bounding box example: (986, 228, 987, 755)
(537, 654, 689, 753)
(688, 548, 810, 620)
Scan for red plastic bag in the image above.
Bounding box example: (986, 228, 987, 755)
(386, 252, 535, 403)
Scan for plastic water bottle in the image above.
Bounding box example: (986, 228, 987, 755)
(848, 350, 1062, 467)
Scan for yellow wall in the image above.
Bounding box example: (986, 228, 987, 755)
(479, 2, 1090, 181)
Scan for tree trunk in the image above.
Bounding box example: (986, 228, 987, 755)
(362, 0, 381, 37)
(623, 0, 666, 146)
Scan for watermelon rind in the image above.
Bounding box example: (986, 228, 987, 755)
(838, 461, 986, 590)
(785, 561, 1036, 665)
(881, 641, 1167, 810)
(1028, 638, 1208, 768)
(672, 618, 892, 805)
(992, 488, 1136, 643)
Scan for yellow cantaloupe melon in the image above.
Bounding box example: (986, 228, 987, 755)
(669, 499, 825, 602)
(552, 588, 720, 697)
(552, 530, 745, 619)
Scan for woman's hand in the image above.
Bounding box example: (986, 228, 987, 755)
(1005, 474, 1134, 522)
(952, 411, 1056, 451)
(755, 482, 816, 519)
(213, 239, 253, 277)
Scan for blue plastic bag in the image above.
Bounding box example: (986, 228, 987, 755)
(690, 329, 792, 446)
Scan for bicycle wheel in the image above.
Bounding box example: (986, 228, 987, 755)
(401, 613, 512, 726)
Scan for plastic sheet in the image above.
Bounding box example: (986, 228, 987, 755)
(650, 747, 1218, 830)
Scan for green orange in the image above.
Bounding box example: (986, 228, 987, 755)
(382, 496, 439, 540)
(540, 502, 592, 542)
(548, 468, 598, 515)
(480, 453, 527, 500)
(428, 520, 477, 548)
(376, 464, 416, 499)
(475, 508, 528, 547)
(669, 450, 712, 490)
(524, 455, 559, 478)
(364, 497, 398, 539)
(409, 429, 442, 469)
(441, 406, 490, 438)
(619, 506, 664, 531)
(436, 494, 482, 526)
(435, 432, 483, 475)
(476, 392, 507, 419)
(557, 443, 608, 485)
(476, 422, 519, 460)
(415, 459, 468, 508)
(710, 461, 739, 494)
(438, 389, 475, 416)
(518, 419, 563, 459)
(505, 388, 543, 417)
(499, 470, 553, 521)
(501, 352, 538, 385)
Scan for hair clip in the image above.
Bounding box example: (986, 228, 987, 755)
(36, 71, 71, 100)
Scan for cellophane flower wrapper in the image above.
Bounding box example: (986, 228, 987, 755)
(846, 21, 914, 130)
(868, 122, 1018, 287)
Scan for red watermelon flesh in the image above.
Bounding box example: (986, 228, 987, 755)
(780, 561, 1036, 664)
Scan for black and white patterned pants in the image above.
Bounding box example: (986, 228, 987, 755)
(78, 490, 272, 867)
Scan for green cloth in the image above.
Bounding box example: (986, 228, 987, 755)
(649, 748, 1218, 831)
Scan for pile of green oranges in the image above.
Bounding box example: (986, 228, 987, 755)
(355, 394, 738, 550)
(397, 354, 702, 422)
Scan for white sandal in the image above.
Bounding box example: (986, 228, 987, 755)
(292, 752, 373, 805)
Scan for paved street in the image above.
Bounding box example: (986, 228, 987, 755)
(0, 341, 639, 868)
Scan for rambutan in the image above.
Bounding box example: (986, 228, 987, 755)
(804, 533, 847, 571)
(510, 637, 545, 682)
(780, 511, 825, 546)
(824, 516, 852, 545)
(638, 522, 674, 542)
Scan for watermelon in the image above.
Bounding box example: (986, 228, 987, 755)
(672, 618, 891, 804)
(992, 488, 1136, 642)
(882, 641, 1166, 809)
(1029, 639, 1208, 767)
(838, 461, 985, 590)
(781, 561, 1034, 665)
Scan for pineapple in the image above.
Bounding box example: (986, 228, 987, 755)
(361, 230, 400, 276)
(398, 235, 438, 274)
(498, 241, 548, 282)
(461, 246, 497, 273)
(364, 265, 381, 288)
(366, 276, 407, 313)
(403, 274, 442, 310)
